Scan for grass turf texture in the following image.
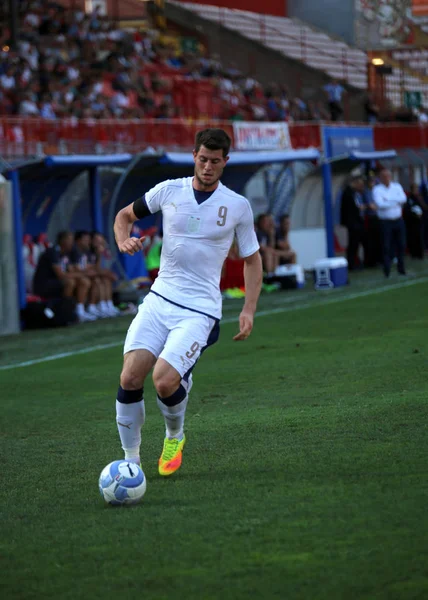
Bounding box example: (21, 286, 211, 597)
(1, 270, 428, 599)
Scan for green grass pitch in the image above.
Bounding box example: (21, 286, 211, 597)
(1, 268, 428, 599)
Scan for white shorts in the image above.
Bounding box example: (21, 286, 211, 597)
(123, 292, 220, 378)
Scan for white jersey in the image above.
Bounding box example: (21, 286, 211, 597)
(145, 176, 259, 319)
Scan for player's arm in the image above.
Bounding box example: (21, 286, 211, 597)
(234, 250, 263, 341)
(234, 201, 263, 341)
(114, 196, 150, 255)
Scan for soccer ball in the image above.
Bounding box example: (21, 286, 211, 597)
(99, 460, 147, 506)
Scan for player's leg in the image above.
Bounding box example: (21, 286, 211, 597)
(75, 276, 96, 321)
(395, 219, 406, 275)
(117, 350, 157, 465)
(87, 276, 104, 318)
(380, 220, 392, 277)
(62, 277, 76, 298)
(93, 276, 109, 317)
(116, 293, 169, 464)
(101, 276, 120, 317)
(154, 314, 220, 476)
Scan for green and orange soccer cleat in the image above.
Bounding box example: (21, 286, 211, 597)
(158, 435, 186, 476)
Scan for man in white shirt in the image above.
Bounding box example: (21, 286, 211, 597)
(372, 168, 407, 277)
(113, 128, 263, 477)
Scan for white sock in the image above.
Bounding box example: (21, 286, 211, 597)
(89, 304, 97, 311)
(107, 300, 114, 309)
(77, 303, 85, 315)
(116, 399, 145, 463)
(157, 395, 188, 440)
(101, 301, 109, 311)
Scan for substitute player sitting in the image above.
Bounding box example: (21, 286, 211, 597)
(113, 128, 263, 476)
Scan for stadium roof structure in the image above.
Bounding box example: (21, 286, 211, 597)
(325, 149, 398, 164)
(43, 154, 133, 168)
(160, 148, 320, 165)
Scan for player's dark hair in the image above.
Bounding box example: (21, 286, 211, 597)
(280, 213, 290, 221)
(194, 128, 231, 158)
(75, 230, 90, 241)
(256, 213, 270, 228)
(56, 230, 73, 245)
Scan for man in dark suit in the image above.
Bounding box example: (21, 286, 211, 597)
(340, 177, 367, 270)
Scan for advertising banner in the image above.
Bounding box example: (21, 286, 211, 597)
(233, 122, 292, 151)
(322, 125, 374, 159)
(412, 0, 428, 16)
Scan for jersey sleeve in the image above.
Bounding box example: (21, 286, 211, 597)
(132, 195, 150, 220)
(144, 181, 171, 214)
(235, 200, 260, 258)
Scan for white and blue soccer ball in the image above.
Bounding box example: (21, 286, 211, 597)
(99, 460, 147, 506)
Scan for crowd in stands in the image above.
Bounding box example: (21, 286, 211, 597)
(1, 1, 425, 123)
(26, 229, 121, 322)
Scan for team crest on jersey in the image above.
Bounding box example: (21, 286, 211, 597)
(187, 215, 202, 233)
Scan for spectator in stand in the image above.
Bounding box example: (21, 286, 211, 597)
(364, 93, 380, 123)
(266, 92, 286, 122)
(18, 91, 40, 115)
(0, 65, 16, 91)
(33, 230, 93, 322)
(340, 176, 367, 270)
(276, 214, 297, 264)
(323, 79, 345, 121)
(251, 97, 268, 121)
(39, 93, 56, 119)
(404, 183, 427, 259)
(414, 108, 428, 123)
(256, 214, 279, 276)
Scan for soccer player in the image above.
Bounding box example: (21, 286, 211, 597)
(113, 128, 263, 476)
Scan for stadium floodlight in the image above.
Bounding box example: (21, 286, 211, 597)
(371, 58, 385, 66)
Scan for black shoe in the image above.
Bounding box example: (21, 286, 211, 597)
(398, 270, 407, 276)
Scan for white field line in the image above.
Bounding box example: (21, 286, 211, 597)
(1, 275, 427, 372)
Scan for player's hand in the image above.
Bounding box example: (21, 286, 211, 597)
(118, 237, 146, 255)
(233, 310, 254, 341)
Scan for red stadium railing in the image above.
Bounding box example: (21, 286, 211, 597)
(0, 118, 426, 158)
(373, 123, 428, 150)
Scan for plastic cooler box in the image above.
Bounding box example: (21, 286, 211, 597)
(313, 258, 348, 290)
(270, 264, 305, 289)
